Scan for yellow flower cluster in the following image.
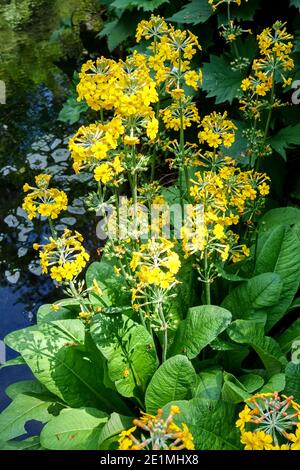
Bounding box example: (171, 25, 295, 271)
(68, 117, 124, 175)
(182, 156, 270, 263)
(198, 112, 237, 148)
(130, 238, 181, 290)
(77, 53, 158, 117)
(160, 98, 200, 131)
(240, 21, 294, 118)
(257, 21, 294, 70)
(236, 392, 300, 450)
(119, 406, 194, 450)
(22, 174, 68, 220)
(33, 229, 90, 283)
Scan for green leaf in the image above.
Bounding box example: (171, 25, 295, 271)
(164, 398, 241, 450)
(222, 374, 251, 404)
(90, 314, 158, 398)
(0, 394, 57, 441)
(270, 124, 300, 160)
(195, 369, 223, 400)
(110, 0, 168, 11)
(238, 374, 264, 393)
(0, 436, 42, 450)
(5, 380, 47, 400)
(169, 305, 232, 359)
(260, 373, 286, 393)
(277, 318, 300, 354)
(145, 355, 196, 413)
(167, 0, 213, 25)
(284, 362, 300, 401)
(41, 408, 107, 450)
(58, 97, 88, 125)
(202, 55, 243, 104)
(228, 320, 287, 375)
(254, 226, 300, 330)
(37, 304, 74, 324)
(0, 356, 25, 369)
(86, 259, 130, 307)
(5, 321, 128, 414)
(97, 10, 140, 51)
(221, 273, 282, 322)
(98, 412, 133, 448)
(259, 207, 300, 233)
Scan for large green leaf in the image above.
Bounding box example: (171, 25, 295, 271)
(5, 380, 48, 400)
(97, 10, 140, 52)
(5, 320, 128, 414)
(111, 0, 168, 11)
(0, 436, 42, 450)
(259, 207, 300, 233)
(239, 374, 264, 392)
(0, 394, 57, 442)
(41, 408, 107, 450)
(222, 273, 282, 322)
(284, 362, 300, 401)
(260, 373, 286, 393)
(98, 412, 133, 448)
(228, 320, 287, 375)
(277, 318, 300, 354)
(195, 369, 223, 400)
(270, 124, 300, 160)
(169, 305, 232, 359)
(145, 355, 196, 413)
(254, 226, 300, 330)
(164, 398, 241, 450)
(86, 259, 130, 308)
(167, 0, 213, 25)
(58, 97, 88, 125)
(202, 55, 243, 104)
(90, 314, 158, 398)
(37, 304, 74, 324)
(221, 373, 251, 404)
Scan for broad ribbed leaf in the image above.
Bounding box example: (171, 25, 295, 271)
(254, 226, 300, 330)
(164, 399, 241, 450)
(195, 369, 223, 400)
(222, 273, 282, 322)
(169, 305, 232, 359)
(284, 362, 300, 401)
(5, 321, 128, 414)
(41, 408, 107, 450)
(0, 394, 56, 442)
(91, 314, 158, 398)
(145, 355, 196, 413)
(228, 320, 287, 375)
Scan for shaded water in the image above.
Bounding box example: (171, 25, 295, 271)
(0, 0, 104, 412)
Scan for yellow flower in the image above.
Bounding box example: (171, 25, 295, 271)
(22, 174, 68, 220)
(124, 135, 140, 146)
(36, 230, 89, 283)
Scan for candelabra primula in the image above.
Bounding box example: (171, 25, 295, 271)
(237, 393, 300, 450)
(119, 406, 194, 450)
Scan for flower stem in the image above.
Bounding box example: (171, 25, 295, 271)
(158, 302, 168, 363)
(204, 250, 211, 305)
(48, 218, 57, 239)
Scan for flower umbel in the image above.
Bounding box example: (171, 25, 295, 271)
(118, 406, 194, 450)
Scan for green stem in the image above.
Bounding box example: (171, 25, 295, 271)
(48, 218, 57, 239)
(158, 302, 168, 363)
(204, 250, 211, 305)
(227, 1, 239, 59)
(264, 73, 276, 141)
(100, 108, 104, 124)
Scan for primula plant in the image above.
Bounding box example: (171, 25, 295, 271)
(1, 3, 300, 452)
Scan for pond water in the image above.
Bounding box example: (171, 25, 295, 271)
(0, 1, 105, 417)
